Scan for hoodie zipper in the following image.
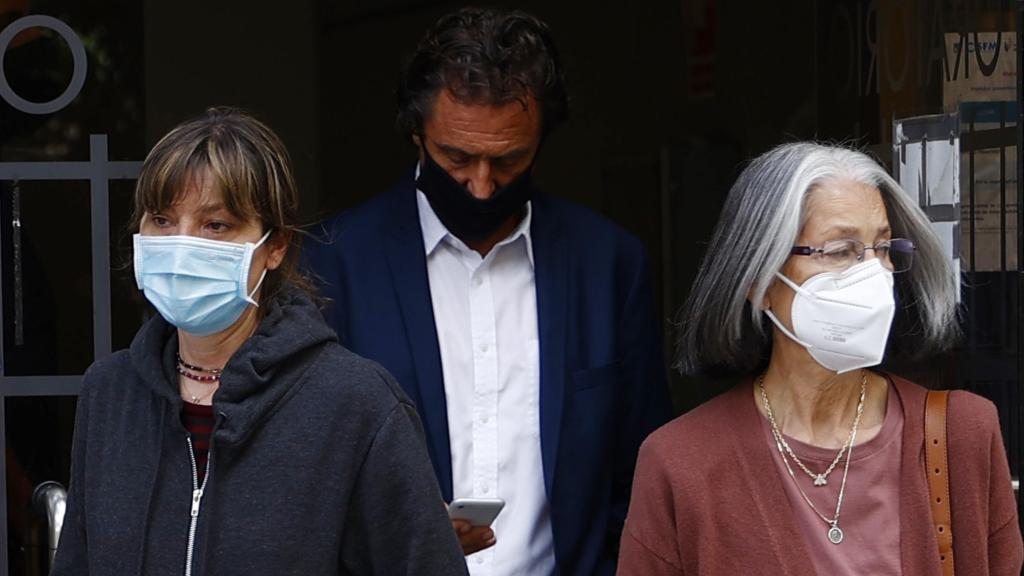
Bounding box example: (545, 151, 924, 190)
(184, 435, 211, 576)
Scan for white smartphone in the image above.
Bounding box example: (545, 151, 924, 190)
(448, 498, 506, 527)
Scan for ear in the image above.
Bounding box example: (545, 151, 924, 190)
(264, 229, 291, 271)
(748, 282, 774, 312)
(411, 133, 422, 148)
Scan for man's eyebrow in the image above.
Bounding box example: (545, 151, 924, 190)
(435, 145, 532, 162)
(493, 148, 531, 162)
(438, 144, 476, 159)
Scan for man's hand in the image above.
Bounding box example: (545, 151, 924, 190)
(451, 519, 496, 555)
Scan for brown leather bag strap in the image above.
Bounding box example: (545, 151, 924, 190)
(925, 390, 954, 576)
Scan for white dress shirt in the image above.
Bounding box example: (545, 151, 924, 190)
(416, 189, 556, 576)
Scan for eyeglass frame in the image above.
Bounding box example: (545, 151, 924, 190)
(790, 238, 916, 271)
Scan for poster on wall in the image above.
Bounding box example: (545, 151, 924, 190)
(943, 32, 1017, 105)
(943, 32, 1018, 272)
(892, 113, 961, 302)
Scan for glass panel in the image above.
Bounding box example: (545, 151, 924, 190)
(4, 396, 75, 576)
(1, 181, 92, 375)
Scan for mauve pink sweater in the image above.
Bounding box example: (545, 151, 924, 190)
(619, 373, 1023, 575)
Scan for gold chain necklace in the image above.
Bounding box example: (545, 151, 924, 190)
(759, 371, 867, 544)
(761, 370, 867, 487)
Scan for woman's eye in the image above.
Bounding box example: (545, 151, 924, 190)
(151, 215, 170, 227)
(823, 248, 853, 259)
(207, 221, 230, 232)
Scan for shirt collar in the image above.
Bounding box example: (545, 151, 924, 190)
(414, 163, 534, 267)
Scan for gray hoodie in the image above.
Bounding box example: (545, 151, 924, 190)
(52, 288, 468, 576)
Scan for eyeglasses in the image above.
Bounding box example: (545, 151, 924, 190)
(790, 238, 915, 273)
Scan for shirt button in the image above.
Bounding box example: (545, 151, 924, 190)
(473, 276, 483, 286)
(482, 486, 491, 495)
(476, 557, 485, 565)
(479, 343, 489, 353)
(480, 415, 489, 424)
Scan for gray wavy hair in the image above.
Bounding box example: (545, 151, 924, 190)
(675, 142, 959, 376)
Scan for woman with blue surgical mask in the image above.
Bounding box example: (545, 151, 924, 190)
(52, 108, 468, 576)
(619, 143, 1022, 575)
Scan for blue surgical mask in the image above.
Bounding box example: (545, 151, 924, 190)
(133, 230, 272, 336)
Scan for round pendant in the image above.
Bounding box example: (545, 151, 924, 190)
(828, 525, 844, 544)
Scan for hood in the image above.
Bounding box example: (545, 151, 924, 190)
(129, 287, 338, 444)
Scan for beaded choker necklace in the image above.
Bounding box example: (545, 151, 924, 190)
(176, 353, 223, 383)
(176, 353, 222, 404)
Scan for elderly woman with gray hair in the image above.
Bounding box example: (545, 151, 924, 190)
(618, 142, 1022, 575)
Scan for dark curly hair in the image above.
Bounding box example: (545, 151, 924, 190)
(397, 6, 569, 137)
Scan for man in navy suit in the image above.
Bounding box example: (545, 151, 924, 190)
(304, 7, 669, 575)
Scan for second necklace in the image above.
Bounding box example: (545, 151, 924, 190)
(759, 371, 867, 544)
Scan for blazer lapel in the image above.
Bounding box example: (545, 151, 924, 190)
(381, 181, 453, 500)
(531, 195, 568, 495)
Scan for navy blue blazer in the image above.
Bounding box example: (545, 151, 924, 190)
(302, 173, 670, 575)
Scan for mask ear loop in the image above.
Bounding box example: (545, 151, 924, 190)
(774, 271, 810, 296)
(764, 309, 816, 350)
(241, 229, 274, 305)
(763, 272, 816, 350)
(252, 229, 273, 248)
(245, 269, 269, 306)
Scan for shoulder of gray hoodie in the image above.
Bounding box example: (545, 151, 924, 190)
(53, 288, 469, 576)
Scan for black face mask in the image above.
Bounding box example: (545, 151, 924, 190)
(416, 146, 535, 243)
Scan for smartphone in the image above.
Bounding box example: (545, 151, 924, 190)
(448, 498, 506, 527)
